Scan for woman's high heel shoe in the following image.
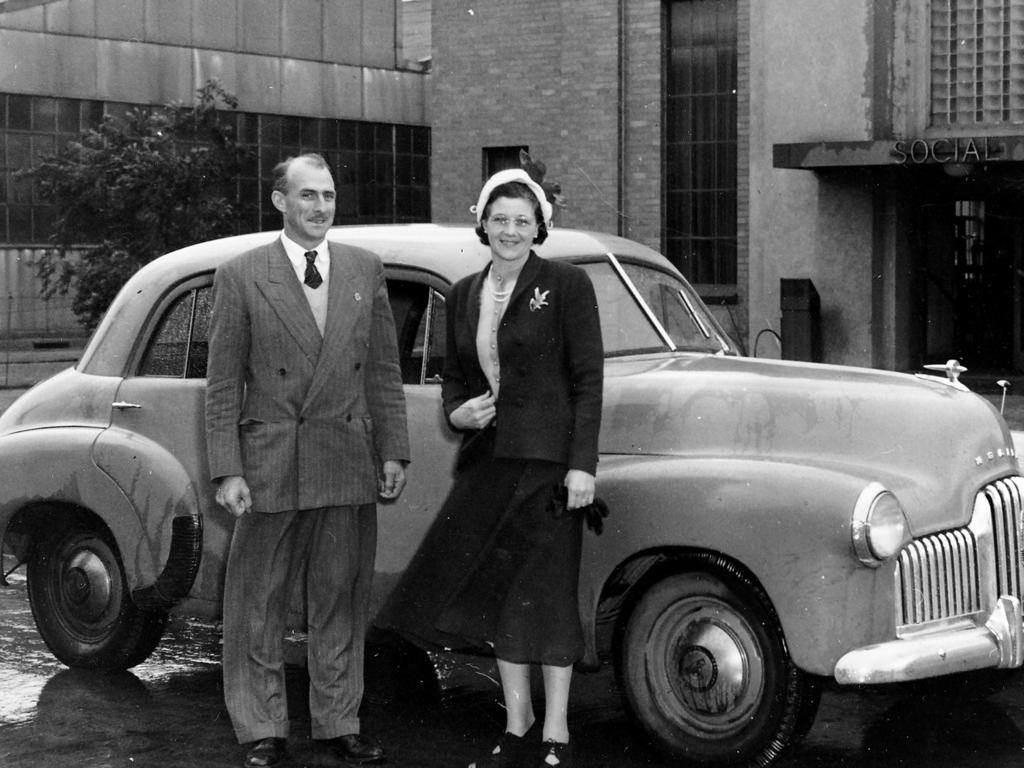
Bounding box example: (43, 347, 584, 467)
(468, 730, 529, 768)
(540, 739, 571, 767)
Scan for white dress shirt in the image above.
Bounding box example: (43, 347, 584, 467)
(280, 233, 330, 335)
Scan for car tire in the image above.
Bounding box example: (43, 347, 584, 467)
(618, 564, 821, 768)
(27, 519, 168, 671)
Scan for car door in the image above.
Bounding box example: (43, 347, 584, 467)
(372, 271, 461, 608)
(92, 274, 229, 614)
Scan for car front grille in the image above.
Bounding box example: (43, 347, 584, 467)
(895, 476, 1024, 629)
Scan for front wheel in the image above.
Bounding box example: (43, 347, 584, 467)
(27, 519, 168, 670)
(618, 566, 820, 768)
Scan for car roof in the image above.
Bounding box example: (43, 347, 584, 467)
(131, 223, 676, 285)
(80, 224, 680, 374)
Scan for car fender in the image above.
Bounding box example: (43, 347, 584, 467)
(91, 426, 202, 593)
(583, 454, 895, 676)
(0, 427, 151, 586)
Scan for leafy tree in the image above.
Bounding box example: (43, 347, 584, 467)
(21, 80, 248, 328)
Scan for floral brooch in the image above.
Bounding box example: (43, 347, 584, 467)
(529, 287, 550, 312)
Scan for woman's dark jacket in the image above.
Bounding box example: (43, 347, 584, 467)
(442, 251, 604, 475)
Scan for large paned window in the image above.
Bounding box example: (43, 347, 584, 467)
(666, 0, 738, 286)
(0, 95, 105, 244)
(931, 0, 1024, 125)
(0, 93, 431, 245)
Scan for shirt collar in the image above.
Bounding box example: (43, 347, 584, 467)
(280, 232, 329, 280)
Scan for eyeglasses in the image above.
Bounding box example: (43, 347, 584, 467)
(487, 215, 537, 230)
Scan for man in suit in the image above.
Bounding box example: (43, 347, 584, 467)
(205, 153, 409, 768)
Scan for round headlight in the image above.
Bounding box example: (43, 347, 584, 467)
(851, 483, 910, 567)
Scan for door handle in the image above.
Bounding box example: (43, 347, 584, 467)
(112, 401, 142, 410)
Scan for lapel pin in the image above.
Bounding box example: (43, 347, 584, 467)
(354, 292, 362, 301)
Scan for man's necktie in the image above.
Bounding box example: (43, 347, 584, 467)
(304, 250, 323, 289)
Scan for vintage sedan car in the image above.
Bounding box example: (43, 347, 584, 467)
(1, 224, 1022, 767)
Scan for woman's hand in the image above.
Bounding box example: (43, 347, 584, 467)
(564, 469, 596, 510)
(449, 391, 497, 430)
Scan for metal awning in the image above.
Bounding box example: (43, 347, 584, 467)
(773, 135, 1024, 170)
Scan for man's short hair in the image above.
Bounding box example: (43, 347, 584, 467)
(271, 153, 331, 194)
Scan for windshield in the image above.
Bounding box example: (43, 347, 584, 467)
(578, 261, 669, 356)
(577, 259, 736, 357)
(618, 261, 735, 353)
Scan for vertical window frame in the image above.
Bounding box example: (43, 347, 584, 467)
(665, 0, 738, 287)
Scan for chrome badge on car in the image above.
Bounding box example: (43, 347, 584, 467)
(975, 445, 1018, 466)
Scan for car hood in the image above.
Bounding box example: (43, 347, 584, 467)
(600, 354, 1018, 533)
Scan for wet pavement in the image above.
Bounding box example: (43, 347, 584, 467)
(4, 560, 1024, 768)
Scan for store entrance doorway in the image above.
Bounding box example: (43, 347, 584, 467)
(921, 196, 1020, 372)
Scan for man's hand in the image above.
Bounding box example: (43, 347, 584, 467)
(379, 460, 407, 500)
(216, 475, 252, 517)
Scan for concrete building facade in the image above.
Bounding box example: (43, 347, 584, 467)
(430, 0, 1024, 374)
(5, 0, 1024, 375)
(0, 0, 431, 337)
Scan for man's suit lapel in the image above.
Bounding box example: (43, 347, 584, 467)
(255, 242, 322, 365)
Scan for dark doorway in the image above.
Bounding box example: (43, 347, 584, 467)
(953, 199, 1014, 368)
(919, 183, 1023, 373)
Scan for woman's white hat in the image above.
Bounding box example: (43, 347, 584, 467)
(470, 168, 553, 227)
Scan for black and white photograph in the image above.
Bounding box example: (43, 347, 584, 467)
(4, 2, 1024, 767)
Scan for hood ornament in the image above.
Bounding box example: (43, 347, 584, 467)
(923, 359, 967, 383)
(997, 379, 1011, 414)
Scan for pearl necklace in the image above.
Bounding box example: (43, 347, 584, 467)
(488, 274, 514, 302)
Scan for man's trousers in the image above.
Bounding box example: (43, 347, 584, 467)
(221, 503, 377, 743)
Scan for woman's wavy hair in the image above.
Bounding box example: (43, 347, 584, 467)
(475, 181, 549, 246)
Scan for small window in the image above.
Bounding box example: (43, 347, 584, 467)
(483, 146, 528, 179)
(138, 285, 211, 378)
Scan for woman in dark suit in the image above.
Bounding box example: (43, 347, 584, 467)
(380, 169, 603, 768)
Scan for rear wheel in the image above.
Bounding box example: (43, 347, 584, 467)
(27, 519, 167, 670)
(618, 564, 820, 768)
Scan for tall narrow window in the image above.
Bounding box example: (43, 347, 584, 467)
(666, 0, 737, 286)
(931, 0, 1024, 125)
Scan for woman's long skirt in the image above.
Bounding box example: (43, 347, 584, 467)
(378, 429, 584, 666)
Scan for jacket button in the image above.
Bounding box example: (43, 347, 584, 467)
(354, 362, 362, 371)
(346, 414, 352, 422)
(515, 398, 525, 407)
(278, 368, 286, 376)
(298, 416, 306, 424)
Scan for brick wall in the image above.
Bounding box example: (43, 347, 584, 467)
(430, 0, 749, 346)
(431, 0, 663, 241)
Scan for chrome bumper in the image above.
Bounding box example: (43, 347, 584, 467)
(834, 595, 1024, 685)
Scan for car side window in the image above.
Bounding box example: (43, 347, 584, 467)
(138, 285, 211, 379)
(387, 278, 446, 385)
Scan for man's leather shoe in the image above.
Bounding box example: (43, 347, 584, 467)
(316, 733, 386, 765)
(244, 737, 287, 767)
